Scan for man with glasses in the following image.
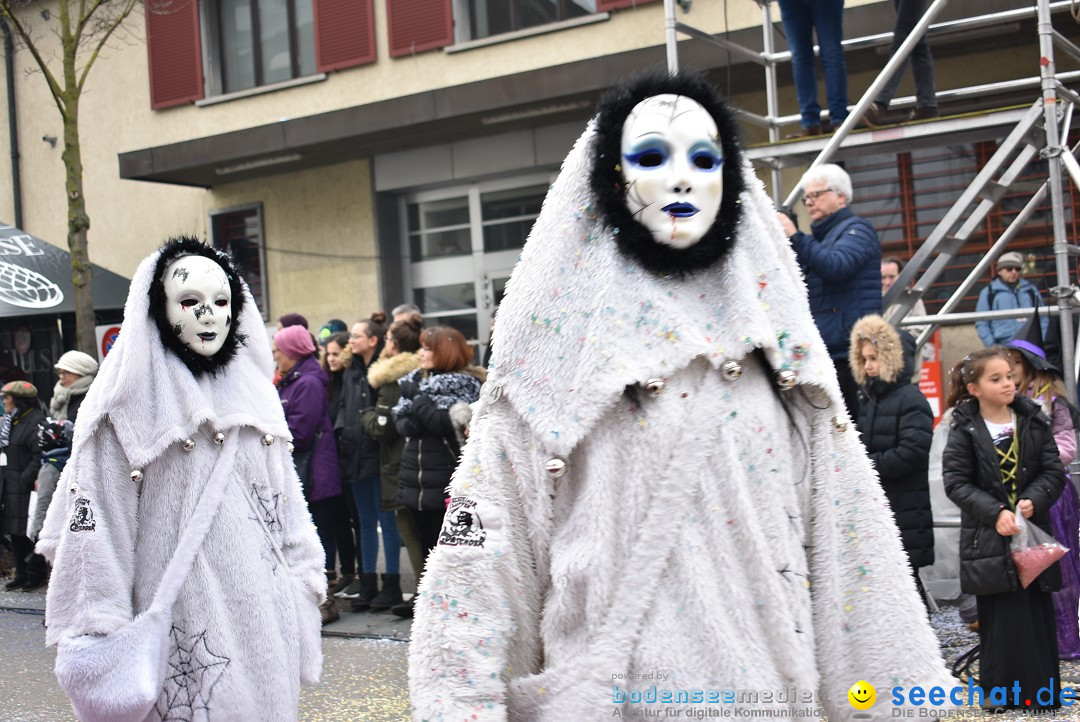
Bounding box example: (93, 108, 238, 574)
(777, 163, 881, 417)
(975, 250, 1046, 347)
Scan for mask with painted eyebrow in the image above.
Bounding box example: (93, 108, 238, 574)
(620, 94, 724, 250)
(163, 255, 232, 358)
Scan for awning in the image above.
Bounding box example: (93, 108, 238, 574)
(0, 223, 130, 318)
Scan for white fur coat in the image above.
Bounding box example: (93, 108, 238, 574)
(408, 123, 954, 721)
(37, 247, 325, 721)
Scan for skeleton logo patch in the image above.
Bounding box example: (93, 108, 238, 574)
(69, 497, 96, 532)
(439, 496, 486, 547)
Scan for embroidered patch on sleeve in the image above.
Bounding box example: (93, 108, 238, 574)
(69, 497, 96, 532)
(439, 496, 487, 548)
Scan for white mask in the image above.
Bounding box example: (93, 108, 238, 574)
(620, 94, 724, 249)
(163, 255, 232, 357)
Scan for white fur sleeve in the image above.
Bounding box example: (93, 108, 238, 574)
(805, 411, 956, 720)
(408, 400, 548, 721)
(42, 421, 140, 646)
(272, 442, 326, 685)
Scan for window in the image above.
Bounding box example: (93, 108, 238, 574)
(481, 184, 546, 253)
(407, 197, 472, 260)
(207, 0, 317, 94)
(467, 0, 596, 41)
(210, 204, 269, 319)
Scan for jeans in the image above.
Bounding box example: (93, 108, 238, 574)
(778, 0, 849, 128)
(875, 0, 936, 108)
(352, 474, 401, 575)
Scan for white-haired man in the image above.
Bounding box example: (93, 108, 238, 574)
(778, 163, 881, 417)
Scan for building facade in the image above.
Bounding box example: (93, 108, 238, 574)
(0, 0, 1074, 356)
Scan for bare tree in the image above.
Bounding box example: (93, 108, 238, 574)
(0, 0, 140, 353)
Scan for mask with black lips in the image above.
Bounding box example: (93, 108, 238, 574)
(149, 236, 248, 376)
(591, 69, 745, 276)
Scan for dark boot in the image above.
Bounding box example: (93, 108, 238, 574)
(391, 595, 415, 619)
(349, 573, 379, 612)
(368, 574, 402, 611)
(6, 535, 30, 589)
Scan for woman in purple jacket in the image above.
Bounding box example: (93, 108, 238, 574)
(274, 325, 343, 612)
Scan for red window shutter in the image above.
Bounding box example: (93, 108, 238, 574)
(386, 0, 453, 58)
(596, 0, 659, 10)
(314, 0, 376, 71)
(145, 0, 204, 110)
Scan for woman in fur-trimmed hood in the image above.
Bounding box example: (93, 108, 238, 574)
(408, 70, 952, 722)
(38, 236, 325, 721)
(850, 314, 935, 571)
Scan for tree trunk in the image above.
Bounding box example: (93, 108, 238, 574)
(62, 90, 93, 354)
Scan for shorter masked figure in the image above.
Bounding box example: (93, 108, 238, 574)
(39, 237, 325, 721)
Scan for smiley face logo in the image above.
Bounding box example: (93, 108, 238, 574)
(848, 680, 876, 710)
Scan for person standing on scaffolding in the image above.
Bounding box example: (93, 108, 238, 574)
(861, 0, 938, 126)
(777, 0, 849, 138)
(975, 250, 1048, 347)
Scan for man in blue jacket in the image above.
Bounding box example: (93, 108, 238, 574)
(975, 250, 1047, 347)
(778, 163, 881, 417)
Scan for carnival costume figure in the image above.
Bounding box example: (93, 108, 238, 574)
(407, 70, 954, 721)
(39, 237, 325, 721)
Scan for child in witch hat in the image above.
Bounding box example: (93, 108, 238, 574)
(1007, 307, 1080, 658)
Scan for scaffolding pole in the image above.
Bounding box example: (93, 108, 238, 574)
(1039, 0, 1079, 400)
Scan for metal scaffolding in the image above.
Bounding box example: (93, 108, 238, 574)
(663, 0, 1080, 404)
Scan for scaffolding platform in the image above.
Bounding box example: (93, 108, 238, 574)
(744, 105, 1036, 165)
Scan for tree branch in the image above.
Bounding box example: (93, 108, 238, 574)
(76, 0, 137, 92)
(0, 4, 66, 118)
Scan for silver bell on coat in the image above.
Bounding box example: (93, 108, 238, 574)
(774, 369, 797, 390)
(213, 432, 226, 445)
(130, 469, 144, 483)
(286, 441, 295, 453)
(721, 361, 743, 381)
(545, 458, 567, 479)
(262, 434, 275, 446)
(181, 438, 196, 452)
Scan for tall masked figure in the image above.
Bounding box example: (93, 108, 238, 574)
(38, 237, 325, 721)
(408, 71, 953, 721)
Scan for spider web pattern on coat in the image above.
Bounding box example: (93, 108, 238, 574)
(155, 624, 231, 721)
(248, 482, 282, 532)
(249, 482, 282, 572)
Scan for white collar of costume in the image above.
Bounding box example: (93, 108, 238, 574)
(70, 250, 289, 468)
(486, 121, 843, 459)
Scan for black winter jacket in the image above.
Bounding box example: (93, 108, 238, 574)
(335, 361, 381, 481)
(856, 332, 935, 568)
(0, 405, 44, 536)
(394, 368, 482, 512)
(943, 396, 1066, 595)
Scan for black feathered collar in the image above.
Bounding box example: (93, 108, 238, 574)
(590, 68, 746, 277)
(148, 236, 248, 377)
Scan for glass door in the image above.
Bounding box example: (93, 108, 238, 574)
(402, 173, 553, 361)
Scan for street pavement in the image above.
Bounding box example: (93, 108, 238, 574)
(0, 586, 413, 721)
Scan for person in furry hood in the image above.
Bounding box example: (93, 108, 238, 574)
(849, 315, 935, 596)
(408, 70, 953, 721)
(37, 236, 325, 721)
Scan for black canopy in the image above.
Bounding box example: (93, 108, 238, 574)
(0, 223, 130, 318)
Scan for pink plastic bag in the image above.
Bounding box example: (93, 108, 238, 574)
(1010, 512, 1069, 589)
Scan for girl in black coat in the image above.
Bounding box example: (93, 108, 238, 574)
(850, 316, 934, 601)
(943, 346, 1066, 710)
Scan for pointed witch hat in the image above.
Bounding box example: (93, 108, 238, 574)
(1007, 307, 1059, 374)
